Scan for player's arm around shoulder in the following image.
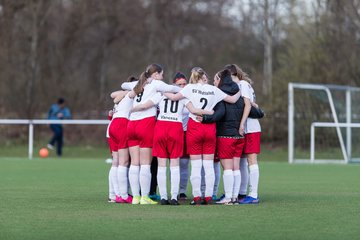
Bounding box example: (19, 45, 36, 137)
(223, 90, 241, 104)
(110, 90, 129, 103)
(186, 101, 214, 116)
(200, 101, 225, 123)
(163, 92, 184, 101)
(153, 80, 181, 93)
(131, 100, 155, 113)
(131, 93, 162, 113)
(121, 81, 138, 90)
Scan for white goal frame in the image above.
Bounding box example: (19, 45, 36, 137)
(288, 83, 360, 164)
(0, 119, 109, 159)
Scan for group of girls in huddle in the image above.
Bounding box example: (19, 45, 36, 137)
(106, 63, 262, 205)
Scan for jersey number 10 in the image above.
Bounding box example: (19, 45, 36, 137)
(163, 99, 179, 113)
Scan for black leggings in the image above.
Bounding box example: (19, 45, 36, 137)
(150, 157, 158, 195)
(49, 124, 63, 156)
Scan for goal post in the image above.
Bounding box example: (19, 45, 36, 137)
(310, 122, 360, 163)
(288, 83, 360, 164)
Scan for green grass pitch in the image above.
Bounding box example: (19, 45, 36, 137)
(0, 157, 359, 240)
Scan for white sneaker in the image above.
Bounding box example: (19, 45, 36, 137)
(47, 144, 54, 150)
(216, 198, 233, 205)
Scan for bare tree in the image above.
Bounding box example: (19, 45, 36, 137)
(253, 0, 280, 96)
(25, 0, 55, 117)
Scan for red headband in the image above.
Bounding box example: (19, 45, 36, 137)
(174, 78, 186, 83)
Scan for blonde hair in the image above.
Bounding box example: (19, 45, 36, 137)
(189, 67, 206, 84)
(225, 64, 253, 84)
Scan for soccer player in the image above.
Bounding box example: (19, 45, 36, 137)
(164, 67, 241, 205)
(199, 69, 246, 204)
(131, 90, 213, 206)
(173, 72, 191, 200)
(226, 64, 261, 204)
(106, 78, 137, 203)
(106, 109, 117, 203)
(122, 63, 180, 205)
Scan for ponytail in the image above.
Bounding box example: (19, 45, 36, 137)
(189, 71, 201, 84)
(133, 63, 163, 95)
(133, 72, 147, 95)
(189, 67, 206, 84)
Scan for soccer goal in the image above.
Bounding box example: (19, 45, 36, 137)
(288, 83, 360, 164)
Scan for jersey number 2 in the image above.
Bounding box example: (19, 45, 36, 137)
(200, 98, 208, 109)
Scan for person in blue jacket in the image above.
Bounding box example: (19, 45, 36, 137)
(47, 98, 72, 156)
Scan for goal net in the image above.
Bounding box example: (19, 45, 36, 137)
(288, 83, 360, 164)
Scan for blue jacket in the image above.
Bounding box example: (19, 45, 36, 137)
(48, 104, 72, 120)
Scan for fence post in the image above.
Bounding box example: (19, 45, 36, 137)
(288, 83, 294, 163)
(346, 90, 352, 162)
(28, 122, 34, 160)
(310, 124, 315, 163)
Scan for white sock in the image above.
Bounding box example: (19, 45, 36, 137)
(249, 164, 259, 199)
(108, 168, 115, 199)
(190, 160, 202, 197)
(233, 170, 241, 199)
(129, 165, 140, 197)
(140, 165, 151, 197)
(117, 166, 128, 199)
(157, 166, 167, 200)
(170, 166, 180, 200)
(200, 166, 205, 197)
(179, 158, 189, 194)
(223, 170, 234, 199)
(239, 158, 249, 195)
(213, 162, 221, 196)
(203, 160, 215, 197)
(127, 167, 131, 194)
(110, 166, 120, 196)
